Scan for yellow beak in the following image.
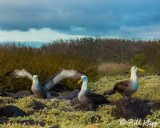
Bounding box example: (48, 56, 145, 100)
(78, 77, 83, 84)
(137, 68, 145, 73)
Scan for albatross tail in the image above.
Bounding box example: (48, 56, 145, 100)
(104, 89, 116, 95)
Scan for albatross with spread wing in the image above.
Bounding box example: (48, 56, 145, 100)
(5, 69, 84, 99)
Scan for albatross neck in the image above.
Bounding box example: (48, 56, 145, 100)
(33, 78, 41, 87)
(130, 71, 137, 82)
(81, 80, 88, 92)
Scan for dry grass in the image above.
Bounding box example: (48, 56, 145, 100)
(97, 63, 130, 74)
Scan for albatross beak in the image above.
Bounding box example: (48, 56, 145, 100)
(137, 68, 145, 73)
(78, 78, 83, 84)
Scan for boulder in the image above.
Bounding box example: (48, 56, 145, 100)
(115, 98, 151, 119)
(0, 105, 27, 117)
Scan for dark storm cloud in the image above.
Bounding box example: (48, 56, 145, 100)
(0, 0, 160, 36)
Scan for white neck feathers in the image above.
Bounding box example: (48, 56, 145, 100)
(130, 71, 137, 82)
(33, 78, 40, 86)
(81, 81, 88, 92)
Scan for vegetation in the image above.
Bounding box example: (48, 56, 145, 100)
(0, 38, 160, 92)
(0, 75, 160, 128)
(0, 38, 160, 127)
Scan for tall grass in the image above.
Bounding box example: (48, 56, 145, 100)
(0, 44, 97, 92)
(0, 38, 160, 92)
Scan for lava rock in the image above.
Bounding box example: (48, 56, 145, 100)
(16, 90, 32, 98)
(66, 89, 79, 100)
(1, 92, 20, 99)
(0, 117, 8, 124)
(115, 98, 151, 119)
(31, 100, 48, 109)
(0, 105, 27, 117)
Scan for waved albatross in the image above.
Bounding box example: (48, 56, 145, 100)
(5, 69, 84, 99)
(78, 75, 109, 110)
(104, 66, 145, 101)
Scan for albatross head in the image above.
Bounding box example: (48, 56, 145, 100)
(131, 66, 145, 73)
(78, 75, 88, 84)
(78, 75, 88, 92)
(130, 66, 145, 80)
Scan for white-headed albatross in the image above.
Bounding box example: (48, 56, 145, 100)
(104, 66, 145, 101)
(5, 69, 84, 99)
(31, 75, 47, 99)
(78, 75, 109, 110)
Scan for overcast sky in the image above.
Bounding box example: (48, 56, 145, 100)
(0, 0, 160, 42)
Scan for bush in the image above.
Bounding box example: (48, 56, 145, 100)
(0, 44, 98, 92)
(1, 38, 160, 92)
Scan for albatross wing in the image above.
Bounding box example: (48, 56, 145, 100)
(113, 80, 131, 94)
(86, 92, 109, 105)
(43, 69, 85, 91)
(104, 80, 131, 96)
(5, 69, 33, 81)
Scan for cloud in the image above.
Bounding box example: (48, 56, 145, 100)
(0, 28, 84, 42)
(0, 0, 160, 39)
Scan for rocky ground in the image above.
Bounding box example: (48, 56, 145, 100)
(0, 75, 160, 128)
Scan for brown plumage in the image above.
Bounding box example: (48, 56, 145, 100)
(86, 92, 109, 105)
(104, 79, 134, 98)
(114, 80, 132, 96)
(104, 66, 145, 101)
(78, 75, 109, 110)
